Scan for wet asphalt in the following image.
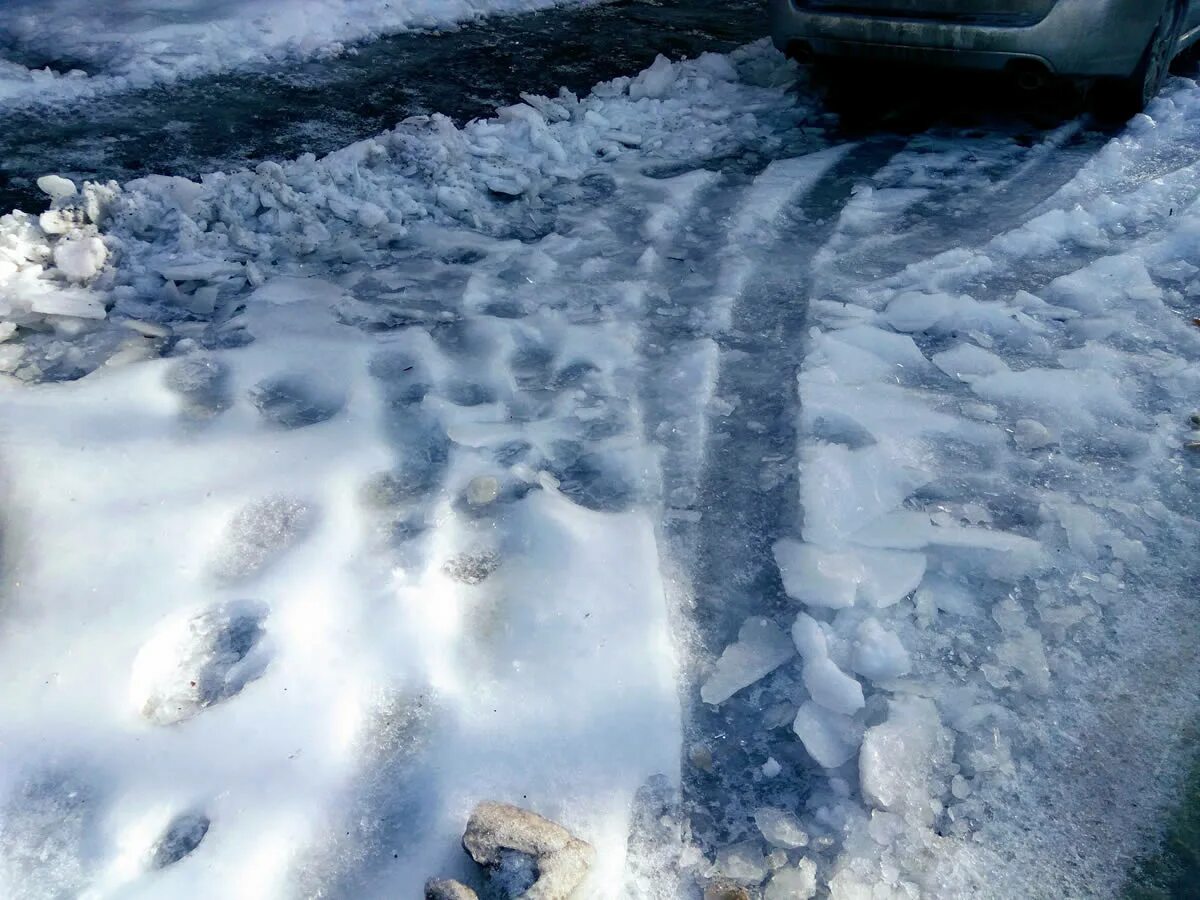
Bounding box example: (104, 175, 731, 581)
(0, 0, 768, 214)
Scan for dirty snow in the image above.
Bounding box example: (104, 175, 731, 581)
(1, 34, 1199, 900)
(0, 0, 593, 106)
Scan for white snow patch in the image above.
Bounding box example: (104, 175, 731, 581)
(0, 0, 595, 107)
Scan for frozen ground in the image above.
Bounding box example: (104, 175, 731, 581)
(2, 26, 1200, 900)
(0, 0, 596, 107)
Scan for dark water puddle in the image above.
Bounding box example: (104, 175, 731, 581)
(0, 0, 767, 214)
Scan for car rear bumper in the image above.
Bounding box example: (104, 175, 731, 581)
(768, 0, 1160, 78)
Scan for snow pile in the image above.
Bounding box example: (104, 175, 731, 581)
(0, 43, 801, 384)
(0, 0, 593, 106)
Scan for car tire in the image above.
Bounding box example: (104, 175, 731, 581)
(1093, 0, 1185, 120)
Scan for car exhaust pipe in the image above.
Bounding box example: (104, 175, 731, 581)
(1017, 69, 1046, 91)
(1008, 60, 1050, 91)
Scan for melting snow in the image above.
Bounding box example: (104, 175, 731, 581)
(0, 31, 1198, 900)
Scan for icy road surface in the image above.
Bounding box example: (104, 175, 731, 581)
(0, 0, 595, 106)
(2, 36, 1200, 900)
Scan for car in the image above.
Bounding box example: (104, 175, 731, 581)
(768, 0, 1200, 116)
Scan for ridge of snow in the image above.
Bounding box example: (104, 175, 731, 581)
(0, 0, 596, 108)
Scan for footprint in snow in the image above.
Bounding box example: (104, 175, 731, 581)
(479, 299, 528, 319)
(209, 496, 315, 584)
(131, 600, 270, 726)
(510, 342, 556, 391)
(248, 374, 345, 429)
(150, 811, 210, 869)
(549, 360, 600, 390)
(368, 350, 430, 406)
(429, 319, 490, 358)
(163, 354, 231, 421)
(380, 408, 451, 484)
(549, 445, 638, 513)
(441, 380, 495, 407)
(360, 469, 439, 510)
(443, 550, 501, 585)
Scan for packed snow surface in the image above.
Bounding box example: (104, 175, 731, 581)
(0, 0, 591, 106)
(2, 36, 1200, 900)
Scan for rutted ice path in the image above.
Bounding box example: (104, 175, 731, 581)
(2, 41, 1200, 899)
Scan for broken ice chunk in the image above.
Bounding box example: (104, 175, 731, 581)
(846, 511, 934, 551)
(802, 656, 864, 716)
(859, 696, 952, 826)
(801, 443, 933, 545)
(792, 701, 862, 768)
(775, 541, 853, 609)
(629, 54, 677, 100)
(53, 235, 107, 282)
(37, 174, 77, 200)
(466, 475, 501, 507)
(356, 201, 388, 228)
(774, 540, 926, 609)
(931, 343, 1009, 380)
(700, 617, 795, 705)
(791, 613, 829, 660)
(995, 627, 1051, 694)
(882, 291, 955, 333)
(29, 286, 107, 320)
(753, 808, 809, 850)
(710, 841, 769, 884)
(851, 619, 911, 682)
(156, 260, 244, 282)
(764, 860, 817, 900)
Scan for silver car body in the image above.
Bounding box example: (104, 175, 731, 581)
(769, 0, 1200, 78)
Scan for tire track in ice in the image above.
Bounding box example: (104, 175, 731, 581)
(663, 112, 1194, 888)
(632, 147, 852, 522)
(771, 84, 1200, 897)
(821, 80, 1200, 318)
(809, 121, 1111, 295)
(643, 141, 904, 864)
